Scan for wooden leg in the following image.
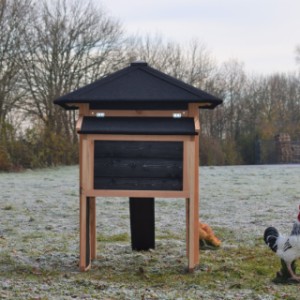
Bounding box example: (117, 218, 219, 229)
(194, 137, 200, 266)
(187, 197, 194, 271)
(187, 195, 199, 272)
(90, 197, 97, 260)
(185, 198, 190, 258)
(79, 195, 91, 271)
(186, 139, 200, 272)
(193, 203, 199, 265)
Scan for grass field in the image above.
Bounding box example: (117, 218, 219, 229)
(0, 165, 300, 299)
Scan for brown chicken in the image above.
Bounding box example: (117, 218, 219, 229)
(199, 222, 221, 248)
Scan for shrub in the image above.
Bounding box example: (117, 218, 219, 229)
(222, 138, 243, 165)
(1, 123, 78, 171)
(0, 147, 12, 171)
(200, 135, 225, 166)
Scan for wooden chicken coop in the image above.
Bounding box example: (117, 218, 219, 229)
(54, 62, 222, 272)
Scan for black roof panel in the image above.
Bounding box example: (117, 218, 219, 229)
(54, 62, 222, 110)
(78, 117, 197, 135)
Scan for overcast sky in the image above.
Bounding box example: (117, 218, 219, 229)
(100, 0, 300, 75)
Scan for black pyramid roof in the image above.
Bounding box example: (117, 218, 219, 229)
(54, 62, 222, 110)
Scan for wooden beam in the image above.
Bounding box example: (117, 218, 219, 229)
(76, 116, 84, 132)
(85, 189, 189, 199)
(89, 109, 188, 118)
(80, 135, 94, 191)
(188, 103, 200, 132)
(78, 103, 90, 116)
(88, 134, 193, 143)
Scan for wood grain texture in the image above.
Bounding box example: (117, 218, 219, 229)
(94, 141, 183, 191)
(94, 141, 183, 159)
(94, 158, 182, 179)
(188, 103, 200, 266)
(84, 189, 189, 198)
(94, 177, 183, 191)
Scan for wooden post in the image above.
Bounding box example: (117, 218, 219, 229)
(90, 197, 97, 260)
(79, 124, 93, 271)
(186, 138, 199, 271)
(185, 197, 190, 258)
(129, 198, 155, 250)
(79, 194, 91, 271)
(184, 103, 200, 271)
(193, 125, 200, 265)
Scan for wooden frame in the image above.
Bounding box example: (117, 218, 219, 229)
(78, 103, 200, 272)
(54, 61, 223, 274)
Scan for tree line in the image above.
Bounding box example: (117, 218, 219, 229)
(1, 0, 300, 170)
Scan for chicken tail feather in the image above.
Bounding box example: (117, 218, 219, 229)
(264, 226, 279, 252)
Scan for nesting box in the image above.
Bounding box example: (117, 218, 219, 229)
(54, 62, 222, 272)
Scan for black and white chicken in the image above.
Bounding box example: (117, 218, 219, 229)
(264, 205, 300, 281)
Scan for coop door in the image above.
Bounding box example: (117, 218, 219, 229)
(93, 141, 183, 190)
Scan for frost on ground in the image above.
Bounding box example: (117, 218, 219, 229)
(0, 165, 300, 299)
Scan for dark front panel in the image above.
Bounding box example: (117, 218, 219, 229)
(94, 141, 183, 190)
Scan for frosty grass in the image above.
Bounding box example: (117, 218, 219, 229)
(1, 164, 300, 299)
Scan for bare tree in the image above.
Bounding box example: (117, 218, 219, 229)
(124, 34, 182, 74)
(219, 59, 247, 139)
(0, 0, 31, 127)
(125, 35, 216, 86)
(19, 0, 124, 140)
(253, 73, 300, 139)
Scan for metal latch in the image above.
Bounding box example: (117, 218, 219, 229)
(173, 113, 182, 118)
(96, 112, 105, 118)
